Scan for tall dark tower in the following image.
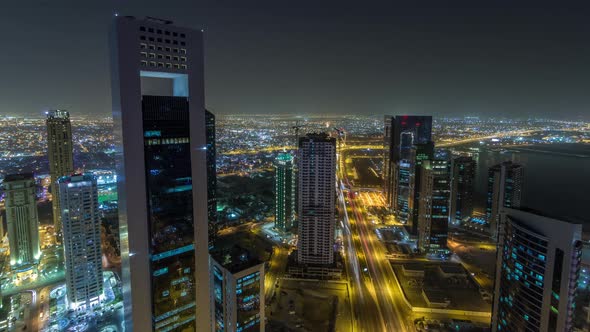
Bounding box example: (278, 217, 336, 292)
(205, 109, 217, 248)
(486, 161, 524, 239)
(450, 156, 476, 226)
(384, 116, 432, 208)
(110, 16, 210, 331)
(46, 110, 74, 240)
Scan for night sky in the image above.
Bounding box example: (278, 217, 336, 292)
(1, 1, 589, 118)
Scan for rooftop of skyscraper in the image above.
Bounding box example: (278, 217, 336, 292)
(211, 245, 262, 274)
(3, 173, 34, 182)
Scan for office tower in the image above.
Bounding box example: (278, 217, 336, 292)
(46, 110, 74, 239)
(393, 154, 415, 225)
(206, 109, 217, 248)
(3, 173, 40, 268)
(297, 133, 336, 265)
(409, 142, 434, 234)
(274, 152, 296, 232)
(486, 161, 524, 238)
(383, 116, 392, 203)
(417, 160, 451, 255)
(110, 16, 210, 331)
(450, 156, 476, 226)
(59, 174, 103, 310)
(211, 247, 265, 332)
(383, 115, 432, 205)
(492, 208, 582, 332)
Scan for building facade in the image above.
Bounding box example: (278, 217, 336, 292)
(492, 208, 582, 332)
(3, 173, 40, 268)
(297, 133, 336, 265)
(450, 156, 476, 226)
(274, 153, 296, 232)
(486, 161, 524, 238)
(417, 160, 451, 255)
(383, 115, 432, 209)
(110, 16, 210, 331)
(59, 174, 103, 310)
(211, 248, 265, 332)
(206, 109, 217, 248)
(46, 110, 74, 239)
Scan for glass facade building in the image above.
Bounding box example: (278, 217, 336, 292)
(486, 161, 524, 238)
(274, 153, 296, 232)
(110, 16, 210, 331)
(417, 160, 451, 255)
(450, 156, 476, 226)
(143, 96, 197, 330)
(211, 248, 265, 332)
(383, 115, 432, 210)
(492, 208, 582, 332)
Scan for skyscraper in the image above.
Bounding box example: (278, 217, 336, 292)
(3, 173, 40, 268)
(59, 174, 103, 310)
(46, 110, 74, 239)
(393, 155, 415, 225)
(206, 109, 217, 248)
(409, 142, 434, 234)
(383, 116, 433, 231)
(110, 16, 210, 331)
(297, 133, 336, 265)
(417, 160, 451, 255)
(383, 116, 393, 204)
(450, 156, 476, 226)
(211, 247, 265, 332)
(486, 161, 524, 238)
(492, 208, 582, 332)
(274, 152, 296, 232)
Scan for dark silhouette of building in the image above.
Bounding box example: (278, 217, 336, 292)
(450, 156, 476, 226)
(206, 109, 217, 248)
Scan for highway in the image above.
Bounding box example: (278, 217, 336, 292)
(337, 144, 412, 332)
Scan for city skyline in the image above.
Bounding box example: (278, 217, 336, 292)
(0, 1, 589, 118)
(0, 5, 589, 332)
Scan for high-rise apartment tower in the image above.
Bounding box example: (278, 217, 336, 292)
(297, 133, 336, 265)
